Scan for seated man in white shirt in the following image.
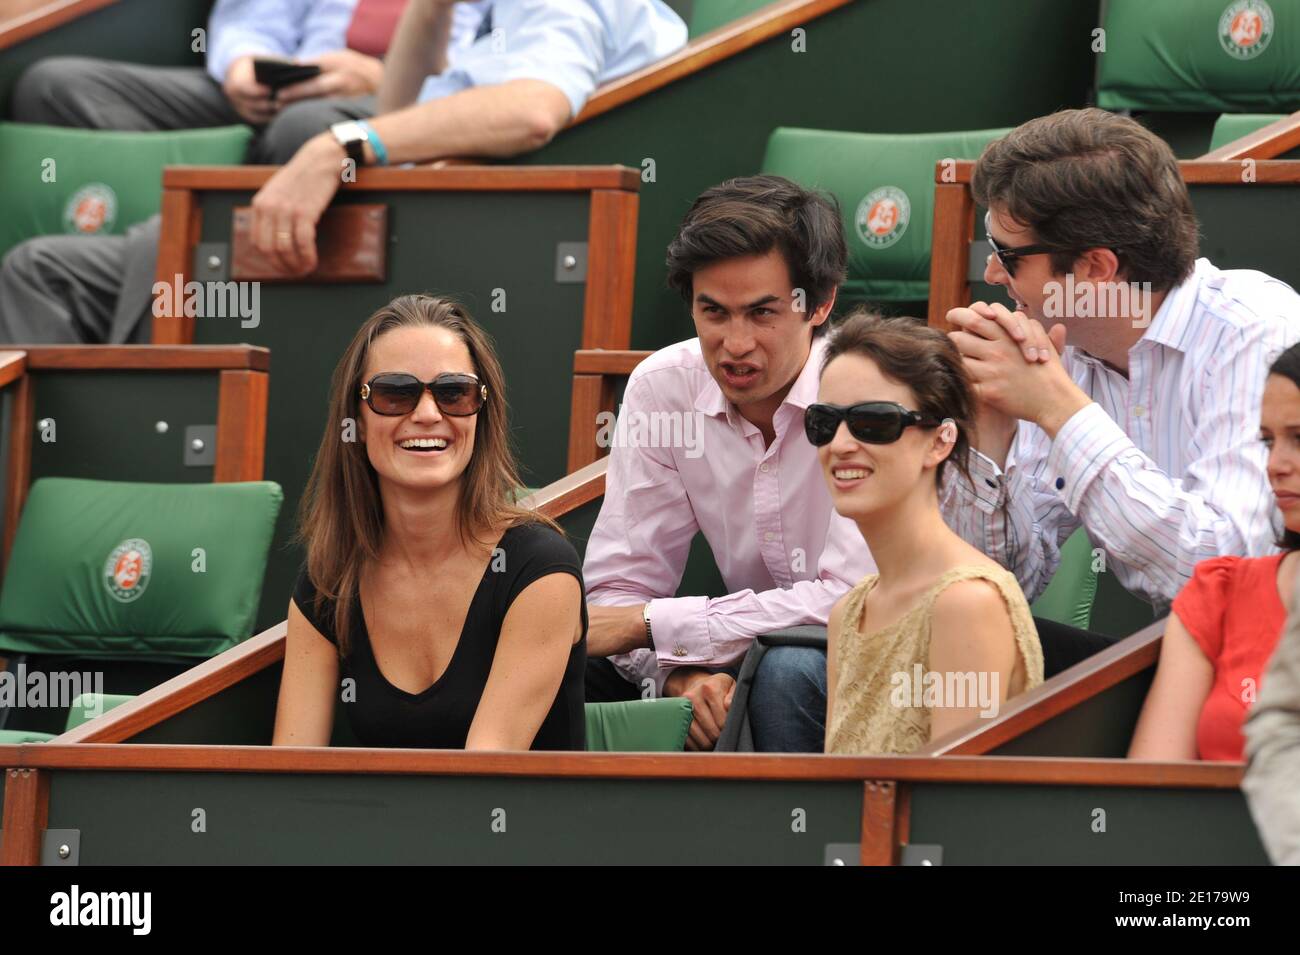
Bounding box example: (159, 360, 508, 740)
(582, 175, 876, 752)
(249, 0, 687, 272)
(944, 108, 1300, 671)
(0, 0, 687, 343)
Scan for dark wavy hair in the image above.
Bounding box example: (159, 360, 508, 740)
(820, 309, 975, 490)
(1270, 343, 1300, 550)
(972, 108, 1198, 293)
(666, 174, 847, 331)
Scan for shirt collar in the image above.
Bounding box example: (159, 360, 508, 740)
(693, 337, 826, 419)
(1137, 257, 1208, 353)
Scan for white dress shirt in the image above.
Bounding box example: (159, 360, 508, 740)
(416, 0, 688, 116)
(943, 258, 1300, 610)
(205, 0, 484, 83)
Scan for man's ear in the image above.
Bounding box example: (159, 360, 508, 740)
(810, 287, 837, 327)
(1075, 247, 1122, 284)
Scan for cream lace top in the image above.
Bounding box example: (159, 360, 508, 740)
(825, 564, 1044, 756)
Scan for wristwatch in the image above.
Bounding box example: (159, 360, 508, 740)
(643, 603, 654, 650)
(330, 121, 370, 168)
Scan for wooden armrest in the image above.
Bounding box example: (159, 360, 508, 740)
(161, 165, 640, 193)
(1201, 109, 1300, 161)
(19, 345, 269, 372)
(0, 351, 27, 389)
(573, 350, 653, 375)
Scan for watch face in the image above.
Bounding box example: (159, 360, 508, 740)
(332, 121, 366, 144)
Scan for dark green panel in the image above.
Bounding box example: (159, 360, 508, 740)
(0, 0, 213, 117)
(29, 371, 218, 484)
(908, 782, 1268, 865)
(991, 668, 1154, 758)
(524, 0, 1099, 349)
(190, 189, 590, 629)
(47, 770, 861, 864)
(1138, 112, 1219, 159)
(1090, 563, 1158, 639)
(556, 497, 603, 561)
(1190, 183, 1300, 292)
(130, 664, 282, 745)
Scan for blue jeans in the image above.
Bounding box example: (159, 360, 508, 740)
(749, 646, 827, 753)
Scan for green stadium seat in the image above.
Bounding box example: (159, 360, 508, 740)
(760, 126, 1010, 303)
(1207, 111, 1287, 150)
(64, 692, 136, 732)
(0, 478, 282, 663)
(689, 0, 775, 37)
(1029, 528, 1099, 630)
(0, 122, 251, 261)
(0, 728, 55, 743)
(585, 698, 693, 751)
(1096, 0, 1300, 112)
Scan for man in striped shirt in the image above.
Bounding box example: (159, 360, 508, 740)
(944, 108, 1300, 670)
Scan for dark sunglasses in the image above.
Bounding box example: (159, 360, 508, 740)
(804, 401, 942, 447)
(984, 211, 1060, 278)
(359, 372, 487, 417)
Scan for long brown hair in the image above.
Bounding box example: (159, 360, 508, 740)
(297, 293, 554, 652)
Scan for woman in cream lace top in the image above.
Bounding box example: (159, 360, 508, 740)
(807, 311, 1044, 755)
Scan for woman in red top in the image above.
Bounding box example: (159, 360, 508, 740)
(1130, 343, 1300, 761)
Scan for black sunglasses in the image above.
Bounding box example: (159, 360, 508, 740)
(984, 211, 1063, 278)
(804, 401, 941, 447)
(359, 372, 487, 417)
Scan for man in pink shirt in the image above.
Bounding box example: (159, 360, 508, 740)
(582, 175, 876, 752)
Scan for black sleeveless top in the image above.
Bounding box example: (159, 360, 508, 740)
(292, 521, 587, 750)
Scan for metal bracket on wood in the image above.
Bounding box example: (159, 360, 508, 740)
(555, 242, 588, 283)
(901, 843, 943, 865)
(41, 828, 80, 866)
(183, 424, 216, 467)
(194, 242, 231, 283)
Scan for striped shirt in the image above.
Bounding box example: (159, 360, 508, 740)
(943, 258, 1300, 611)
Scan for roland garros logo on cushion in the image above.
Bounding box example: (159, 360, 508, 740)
(855, 186, 910, 250)
(63, 183, 118, 235)
(1219, 0, 1274, 59)
(104, 538, 152, 603)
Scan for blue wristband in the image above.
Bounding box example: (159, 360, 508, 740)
(357, 120, 388, 166)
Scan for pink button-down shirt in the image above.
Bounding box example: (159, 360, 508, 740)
(583, 336, 877, 692)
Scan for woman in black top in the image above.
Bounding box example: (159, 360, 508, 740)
(273, 294, 586, 750)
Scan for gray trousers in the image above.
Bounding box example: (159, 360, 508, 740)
(1, 57, 374, 344)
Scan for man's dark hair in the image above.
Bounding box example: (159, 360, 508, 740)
(666, 174, 848, 328)
(1270, 342, 1300, 551)
(972, 108, 1198, 292)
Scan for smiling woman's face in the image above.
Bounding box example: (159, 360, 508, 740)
(359, 325, 479, 493)
(816, 352, 947, 522)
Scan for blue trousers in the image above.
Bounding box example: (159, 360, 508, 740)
(749, 645, 827, 753)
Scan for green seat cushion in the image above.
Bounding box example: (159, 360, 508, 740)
(0, 478, 282, 660)
(761, 126, 1010, 302)
(1030, 528, 1099, 631)
(0, 122, 252, 262)
(689, 0, 775, 37)
(1097, 1, 1300, 112)
(1208, 112, 1287, 150)
(0, 728, 56, 743)
(64, 692, 136, 731)
(585, 698, 693, 751)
